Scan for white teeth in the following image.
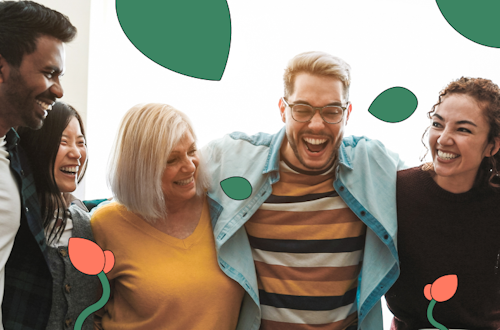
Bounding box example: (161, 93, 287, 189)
(36, 100, 53, 111)
(437, 150, 459, 160)
(175, 177, 194, 185)
(60, 166, 78, 174)
(303, 137, 328, 145)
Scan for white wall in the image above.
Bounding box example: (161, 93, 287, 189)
(84, 0, 500, 199)
(37, 1, 500, 328)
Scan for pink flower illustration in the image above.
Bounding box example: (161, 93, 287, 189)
(68, 237, 115, 275)
(423, 274, 458, 303)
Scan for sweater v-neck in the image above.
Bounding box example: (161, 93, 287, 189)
(117, 199, 209, 250)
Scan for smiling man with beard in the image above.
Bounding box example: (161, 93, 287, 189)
(203, 51, 406, 330)
(0, 1, 76, 329)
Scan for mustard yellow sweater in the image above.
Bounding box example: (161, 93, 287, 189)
(91, 200, 244, 330)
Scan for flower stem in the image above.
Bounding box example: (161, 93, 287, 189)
(74, 271, 110, 330)
(427, 299, 448, 330)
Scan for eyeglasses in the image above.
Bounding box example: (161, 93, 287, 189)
(282, 97, 349, 124)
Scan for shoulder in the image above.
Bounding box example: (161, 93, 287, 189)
(396, 166, 431, 199)
(228, 131, 275, 147)
(90, 202, 124, 228)
(342, 135, 389, 152)
(202, 131, 276, 161)
(91, 202, 121, 218)
(397, 166, 427, 183)
(205, 131, 274, 150)
(341, 135, 401, 166)
(398, 165, 431, 187)
(68, 204, 94, 240)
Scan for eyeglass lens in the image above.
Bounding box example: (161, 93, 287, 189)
(292, 104, 343, 123)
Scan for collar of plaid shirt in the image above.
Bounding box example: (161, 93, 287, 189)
(2, 128, 53, 330)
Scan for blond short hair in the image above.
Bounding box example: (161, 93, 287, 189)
(108, 103, 209, 222)
(283, 51, 351, 102)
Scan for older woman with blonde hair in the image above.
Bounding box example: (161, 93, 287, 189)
(91, 103, 245, 329)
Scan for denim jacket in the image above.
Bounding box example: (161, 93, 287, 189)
(202, 127, 405, 330)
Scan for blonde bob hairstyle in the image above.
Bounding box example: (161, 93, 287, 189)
(108, 103, 209, 222)
(283, 51, 352, 102)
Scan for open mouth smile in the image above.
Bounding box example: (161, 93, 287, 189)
(36, 99, 53, 112)
(303, 137, 329, 153)
(174, 176, 194, 186)
(60, 165, 79, 177)
(437, 150, 460, 161)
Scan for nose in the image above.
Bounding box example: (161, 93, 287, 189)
(68, 144, 82, 161)
(308, 109, 326, 130)
(181, 156, 196, 172)
(437, 127, 453, 146)
(50, 78, 64, 99)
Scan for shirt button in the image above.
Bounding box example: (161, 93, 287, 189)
(360, 211, 366, 216)
(65, 284, 71, 293)
(59, 249, 67, 257)
(20, 170, 24, 176)
(384, 234, 389, 240)
(25, 207, 29, 213)
(339, 186, 345, 191)
(38, 239, 44, 246)
(64, 318, 72, 327)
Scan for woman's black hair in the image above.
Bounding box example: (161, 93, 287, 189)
(17, 102, 87, 244)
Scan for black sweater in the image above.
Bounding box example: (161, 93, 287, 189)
(386, 166, 500, 330)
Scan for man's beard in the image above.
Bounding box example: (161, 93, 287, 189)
(288, 132, 343, 171)
(4, 68, 43, 130)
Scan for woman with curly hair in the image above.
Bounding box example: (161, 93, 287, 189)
(385, 77, 500, 329)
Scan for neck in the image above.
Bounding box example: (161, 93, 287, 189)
(0, 120, 10, 137)
(165, 193, 203, 215)
(432, 173, 475, 194)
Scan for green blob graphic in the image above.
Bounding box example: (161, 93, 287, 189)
(116, 0, 231, 81)
(437, 0, 500, 48)
(368, 87, 417, 123)
(220, 177, 252, 200)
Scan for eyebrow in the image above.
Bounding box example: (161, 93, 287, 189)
(169, 143, 197, 154)
(43, 65, 64, 76)
(292, 99, 344, 107)
(432, 113, 477, 127)
(62, 134, 85, 138)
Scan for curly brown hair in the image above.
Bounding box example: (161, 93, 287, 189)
(421, 77, 500, 188)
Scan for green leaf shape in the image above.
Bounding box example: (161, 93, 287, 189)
(220, 177, 252, 200)
(116, 0, 231, 81)
(437, 0, 500, 48)
(368, 87, 418, 123)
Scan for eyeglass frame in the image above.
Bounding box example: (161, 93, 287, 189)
(281, 97, 350, 124)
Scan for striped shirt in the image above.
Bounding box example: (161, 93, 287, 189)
(245, 160, 366, 330)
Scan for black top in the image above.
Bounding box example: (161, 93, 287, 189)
(386, 166, 500, 330)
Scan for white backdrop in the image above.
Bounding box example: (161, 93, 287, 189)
(41, 0, 500, 328)
(85, 0, 500, 200)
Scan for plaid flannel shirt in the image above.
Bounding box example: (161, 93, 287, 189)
(2, 128, 52, 330)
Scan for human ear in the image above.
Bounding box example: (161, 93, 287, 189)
(279, 98, 286, 123)
(345, 103, 352, 125)
(0, 55, 7, 84)
(488, 136, 500, 157)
